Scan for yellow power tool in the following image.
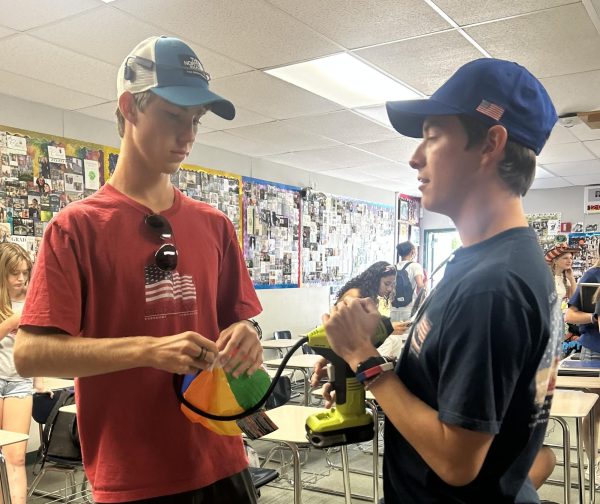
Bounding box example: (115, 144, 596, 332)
(304, 316, 394, 448)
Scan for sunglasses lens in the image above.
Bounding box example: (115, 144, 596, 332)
(155, 243, 178, 271)
(145, 214, 173, 240)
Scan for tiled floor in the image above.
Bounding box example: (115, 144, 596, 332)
(25, 415, 586, 503)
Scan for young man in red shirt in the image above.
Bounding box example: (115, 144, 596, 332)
(15, 36, 263, 503)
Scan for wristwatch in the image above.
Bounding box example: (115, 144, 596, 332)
(593, 313, 599, 324)
(355, 356, 394, 385)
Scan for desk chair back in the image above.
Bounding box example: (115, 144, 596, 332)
(29, 388, 88, 503)
(265, 375, 292, 410)
(273, 330, 292, 340)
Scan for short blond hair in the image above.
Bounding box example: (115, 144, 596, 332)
(115, 91, 155, 137)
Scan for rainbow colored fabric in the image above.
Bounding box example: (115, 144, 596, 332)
(180, 367, 271, 436)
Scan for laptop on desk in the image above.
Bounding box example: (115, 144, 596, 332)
(558, 359, 600, 377)
(579, 283, 600, 313)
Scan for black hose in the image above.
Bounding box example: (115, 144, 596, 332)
(173, 336, 309, 421)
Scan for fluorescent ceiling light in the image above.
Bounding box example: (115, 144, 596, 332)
(265, 53, 420, 108)
(100, 0, 117, 3)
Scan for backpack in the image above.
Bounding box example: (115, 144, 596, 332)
(42, 389, 81, 462)
(392, 262, 413, 308)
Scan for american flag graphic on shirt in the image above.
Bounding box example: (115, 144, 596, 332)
(475, 99, 505, 121)
(144, 264, 197, 318)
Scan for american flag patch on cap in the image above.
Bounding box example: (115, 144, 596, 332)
(476, 100, 504, 120)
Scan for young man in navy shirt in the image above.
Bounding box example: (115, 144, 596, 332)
(323, 59, 563, 503)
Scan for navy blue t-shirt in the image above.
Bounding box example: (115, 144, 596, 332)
(568, 267, 600, 352)
(383, 227, 562, 504)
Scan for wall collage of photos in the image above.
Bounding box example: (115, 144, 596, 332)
(0, 125, 104, 261)
(0, 125, 396, 290)
(300, 190, 395, 297)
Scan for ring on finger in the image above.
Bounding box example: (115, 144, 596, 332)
(196, 347, 207, 360)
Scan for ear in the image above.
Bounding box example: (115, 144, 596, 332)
(481, 124, 508, 166)
(118, 92, 137, 127)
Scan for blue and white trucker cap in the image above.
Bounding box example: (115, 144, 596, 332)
(386, 58, 557, 155)
(117, 36, 235, 120)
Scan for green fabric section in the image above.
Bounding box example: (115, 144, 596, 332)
(226, 368, 271, 410)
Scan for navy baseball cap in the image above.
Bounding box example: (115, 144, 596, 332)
(117, 36, 235, 120)
(386, 58, 557, 155)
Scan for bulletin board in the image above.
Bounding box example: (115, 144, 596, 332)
(397, 193, 421, 253)
(300, 190, 394, 286)
(568, 232, 600, 279)
(104, 150, 243, 242)
(242, 177, 301, 288)
(526, 212, 562, 248)
(176, 163, 242, 238)
(0, 125, 105, 261)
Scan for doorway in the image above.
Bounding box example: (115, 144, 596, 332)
(423, 229, 461, 288)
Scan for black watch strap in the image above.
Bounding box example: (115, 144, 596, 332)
(245, 319, 262, 339)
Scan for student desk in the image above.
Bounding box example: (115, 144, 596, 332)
(264, 354, 322, 406)
(0, 430, 29, 504)
(44, 377, 75, 391)
(260, 338, 305, 358)
(554, 378, 600, 504)
(59, 404, 77, 415)
(262, 404, 353, 504)
(311, 387, 380, 503)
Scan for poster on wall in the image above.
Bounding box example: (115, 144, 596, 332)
(301, 190, 394, 288)
(0, 124, 105, 261)
(584, 185, 600, 214)
(242, 177, 300, 288)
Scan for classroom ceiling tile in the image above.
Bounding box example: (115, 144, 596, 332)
(434, 0, 575, 26)
(0, 34, 117, 101)
(199, 106, 273, 131)
(542, 159, 600, 177)
(355, 30, 482, 96)
(545, 123, 579, 146)
(226, 121, 339, 152)
(267, 0, 451, 48)
(210, 71, 342, 120)
(0, 0, 99, 31)
(353, 105, 394, 129)
(464, 4, 600, 79)
(536, 142, 596, 164)
(262, 151, 342, 172)
(280, 111, 398, 145)
(0, 26, 15, 40)
(568, 122, 600, 142)
(74, 101, 118, 123)
(195, 131, 282, 157)
(292, 145, 387, 168)
(562, 174, 600, 185)
(584, 140, 600, 158)
(115, 0, 339, 68)
(30, 7, 252, 78)
(325, 167, 379, 183)
(0, 70, 107, 111)
(540, 71, 600, 117)
(358, 162, 414, 180)
(356, 137, 421, 164)
(534, 166, 554, 179)
(529, 177, 573, 189)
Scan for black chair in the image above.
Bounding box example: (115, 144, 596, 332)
(249, 467, 279, 496)
(28, 389, 90, 503)
(273, 330, 292, 340)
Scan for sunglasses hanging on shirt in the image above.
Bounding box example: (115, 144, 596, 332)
(145, 214, 178, 271)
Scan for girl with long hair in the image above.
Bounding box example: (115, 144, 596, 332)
(544, 243, 579, 302)
(335, 260, 396, 309)
(0, 242, 43, 504)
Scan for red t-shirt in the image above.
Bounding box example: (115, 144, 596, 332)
(21, 184, 262, 502)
